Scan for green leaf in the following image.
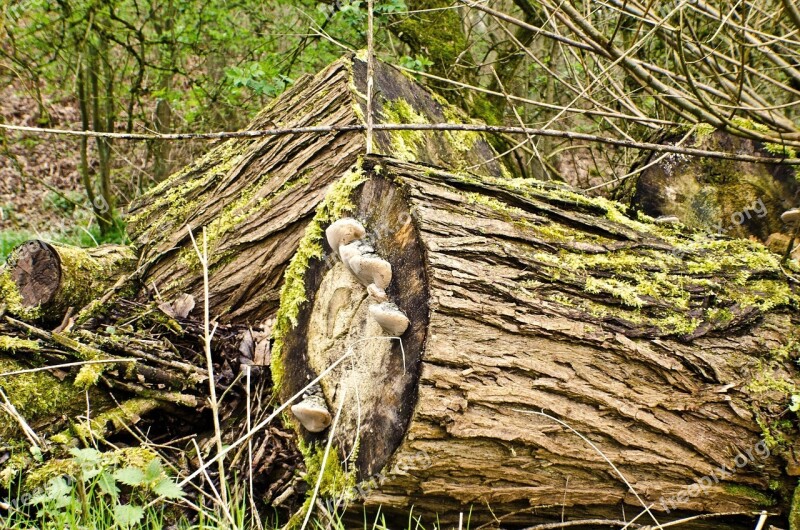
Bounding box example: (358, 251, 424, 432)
(69, 447, 102, 464)
(144, 458, 163, 482)
(114, 504, 144, 528)
(97, 471, 120, 499)
(152, 478, 185, 499)
(790, 394, 800, 412)
(114, 466, 146, 487)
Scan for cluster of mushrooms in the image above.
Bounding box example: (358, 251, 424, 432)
(290, 217, 410, 433)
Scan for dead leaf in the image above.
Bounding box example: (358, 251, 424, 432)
(173, 293, 195, 318)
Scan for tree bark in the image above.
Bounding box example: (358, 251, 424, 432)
(126, 54, 506, 326)
(275, 155, 800, 529)
(2, 56, 800, 529)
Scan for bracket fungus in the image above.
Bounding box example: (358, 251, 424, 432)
(781, 208, 800, 224)
(290, 387, 332, 433)
(369, 302, 410, 336)
(367, 283, 388, 302)
(325, 217, 366, 255)
(350, 254, 392, 289)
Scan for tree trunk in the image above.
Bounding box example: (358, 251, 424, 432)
(126, 54, 506, 326)
(274, 155, 800, 529)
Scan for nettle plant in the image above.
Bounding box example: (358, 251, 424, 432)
(28, 448, 184, 529)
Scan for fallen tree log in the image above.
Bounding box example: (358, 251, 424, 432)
(2, 55, 800, 529)
(3, 241, 135, 323)
(0, 54, 508, 510)
(274, 155, 800, 528)
(126, 54, 506, 325)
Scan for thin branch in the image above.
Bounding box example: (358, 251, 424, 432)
(2, 122, 799, 162)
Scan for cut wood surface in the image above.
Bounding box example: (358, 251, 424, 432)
(7, 241, 135, 322)
(276, 155, 800, 528)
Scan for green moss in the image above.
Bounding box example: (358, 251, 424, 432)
(285, 437, 357, 529)
(127, 140, 245, 239)
(71, 398, 159, 442)
(270, 162, 367, 388)
(0, 359, 84, 436)
(180, 171, 309, 271)
(441, 106, 480, 153)
(693, 123, 716, 146)
(723, 484, 774, 507)
(585, 277, 644, 308)
(0, 269, 40, 320)
(0, 336, 39, 352)
(791, 482, 800, 530)
(381, 99, 428, 162)
(0, 450, 34, 488)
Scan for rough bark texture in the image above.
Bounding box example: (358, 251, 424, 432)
(127, 54, 506, 326)
(0, 54, 508, 511)
(3, 55, 800, 529)
(6, 241, 135, 322)
(277, 155, 800, 528)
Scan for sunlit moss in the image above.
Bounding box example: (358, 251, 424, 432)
(381, 99, 427, 162)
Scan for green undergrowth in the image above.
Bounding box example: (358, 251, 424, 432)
(0, 220, 127, 264)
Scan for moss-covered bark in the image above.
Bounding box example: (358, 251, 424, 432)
(274, 154, 800, 529)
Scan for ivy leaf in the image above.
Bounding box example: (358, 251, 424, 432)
(97, 471, 120, 500)
(114, 466, 146, 487)
(114, 504, 144, 528)
(152, 477, 185, 499)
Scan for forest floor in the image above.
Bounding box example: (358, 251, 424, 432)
(0, 82, 153, 259)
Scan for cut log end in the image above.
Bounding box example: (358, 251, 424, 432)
(278, 168, 429, 478)
(9, 240, 61, 308)
(6, 240, 136, 322)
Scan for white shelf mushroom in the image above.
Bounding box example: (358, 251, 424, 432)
(781, 209, 800, 224)
(290, 394, 332, 433)
(325, 218, 366, 255)
(350, 254, 392, 289)
(369, 302, 410, 336)
(367, 283, 388, 302)
(339, 240, 374, 268)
